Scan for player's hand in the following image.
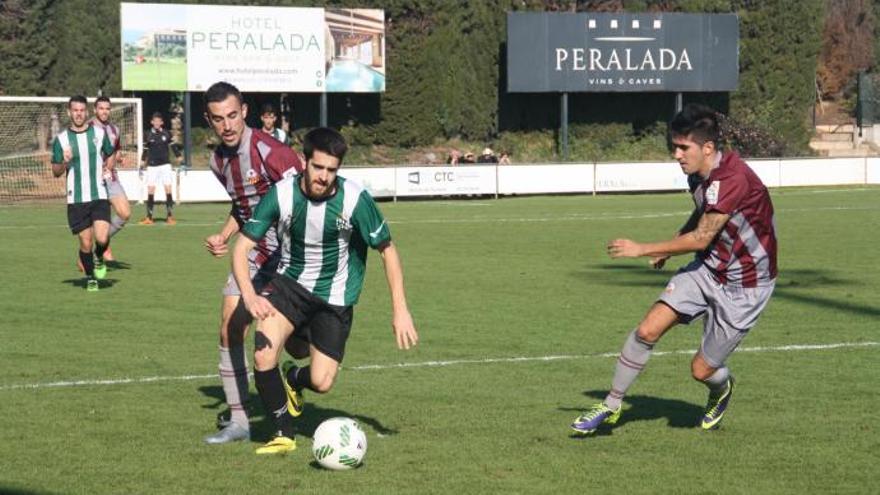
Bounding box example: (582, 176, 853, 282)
(243, 294, 276, 321)
(607, 238, 643, 258)
(204, 234, 228, 257)
(391, 309, 418, 350)
(650, 255, 670, 270)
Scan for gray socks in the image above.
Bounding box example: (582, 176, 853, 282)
(604, 329, 655, 410)
(702, 366, 730, 392)
(109, 215, 127, 238)
(218, 346, 250, 429)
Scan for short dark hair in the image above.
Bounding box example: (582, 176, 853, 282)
(204, 81, 243, 110)
(260, 103, 276, 116)
(151, 111, 164, 120)
(95, 95, 111, 106)
(669, 103, 720, 147)
(68, 95, 87, 108)
(303, 127, 347, 165)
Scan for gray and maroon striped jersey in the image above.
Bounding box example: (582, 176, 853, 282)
(210, 127, 303, 266)
(689, 151, 777, 288)
(90, 119, 121, 180)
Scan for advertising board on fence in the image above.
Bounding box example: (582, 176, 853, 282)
(394, 166, 497, 197)
(120, 3, 386, 93)
(507, 13, 738, 92)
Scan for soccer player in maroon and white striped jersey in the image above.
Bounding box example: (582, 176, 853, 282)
(572, 104, 777, 435)
(91, 96, 130, 261)
(200, 82, 304, 445)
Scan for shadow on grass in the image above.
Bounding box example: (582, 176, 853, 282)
(249, 402, 398, 443)
(197, 385, 397, 443)
(561, 389, 702, 437)
(105, 260, 132, 270)
(197, 385, 226, 411)
(0, 486, 60, 495)
(581, 265, 880, 318)
(60, 278, 119, 289)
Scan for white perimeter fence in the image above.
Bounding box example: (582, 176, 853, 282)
(117, 157, 880, 202)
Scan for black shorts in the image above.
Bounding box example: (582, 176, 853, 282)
(67, 200, 111, 234)
(262, 274, 353, 363)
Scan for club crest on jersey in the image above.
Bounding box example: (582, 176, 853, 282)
(245, 168, 260, 185)
(706, 180, 720, 205)
(335, 215, 352, 232)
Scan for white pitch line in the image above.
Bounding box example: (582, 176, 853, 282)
(1, 341, 876, 392)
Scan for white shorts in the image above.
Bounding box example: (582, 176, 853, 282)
(145, 164, 174, 187)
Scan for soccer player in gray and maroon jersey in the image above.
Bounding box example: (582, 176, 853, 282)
(91, 96, 129, 261)
(572, 103, 777, 435)
(201, 82, 303, 445)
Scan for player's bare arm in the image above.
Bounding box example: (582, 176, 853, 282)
(51, 148, 72, 177)
(651, 207, 702, 269)
(231, 234, 275, 320)
(51, 160, 67, 177)
(609, 210, 730, 259)
(205, 215, 240, 257)
(378, 241, 418, 350)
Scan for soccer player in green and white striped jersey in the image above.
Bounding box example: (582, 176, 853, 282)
(232, 128, 419, 455)
(51, 95, 117, 292)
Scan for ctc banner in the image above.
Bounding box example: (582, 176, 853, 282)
(120, 3, 386, 93)
(395, 166, 497, 197)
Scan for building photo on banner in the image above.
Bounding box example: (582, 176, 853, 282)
(2, 3, 880, 494)
(120, 3, 385, 92)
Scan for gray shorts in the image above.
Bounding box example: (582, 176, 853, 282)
(105, 178, 127, 199)
(222, 253, 280, 297)
(658, 261, 775, 368)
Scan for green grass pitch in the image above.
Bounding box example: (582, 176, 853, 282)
(122, 61, 187, 91)
(0, 187, 878, 494)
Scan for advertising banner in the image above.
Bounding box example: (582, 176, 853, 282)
(394, 166, 497, 197)
(507, 13, 738, 92)
(120, 3, 385, 93)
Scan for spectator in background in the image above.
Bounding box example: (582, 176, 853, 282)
(477, 147, 498, 164)
(461, 151, 476, 164)
(447, 149, 461, 165)
(499, 151, 511, 165)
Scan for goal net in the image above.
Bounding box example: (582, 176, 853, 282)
(0, 96, 143, 204)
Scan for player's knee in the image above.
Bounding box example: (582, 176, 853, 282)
(253, 349, 276, 371)
(690, 358, 714, 381)
(253, 331, 278, 370)
(635, 325, 661, 344)
(219, 323, 246, 347)
(309, 371, 336, 394)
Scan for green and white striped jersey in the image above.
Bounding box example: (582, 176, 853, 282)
(242, 175, 391, 306)
(52, 125, 114, 204)
(269, 128, 290, 146)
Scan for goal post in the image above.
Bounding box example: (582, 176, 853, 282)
(0, 96, 143, 204)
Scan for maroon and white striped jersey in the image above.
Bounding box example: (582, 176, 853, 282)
(210, 127, 303, 266)
(90, 118, 121, 180)
(689, 151, 777, 288)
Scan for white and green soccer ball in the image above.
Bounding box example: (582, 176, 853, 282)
(312, 417, 368, 470)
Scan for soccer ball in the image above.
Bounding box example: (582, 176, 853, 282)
(312, 417, 368, 470)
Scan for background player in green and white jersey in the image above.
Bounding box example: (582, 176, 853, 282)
(259, 103, 290, 146)
(51, 95, 116, 291)
(231, 128, 419, 455)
